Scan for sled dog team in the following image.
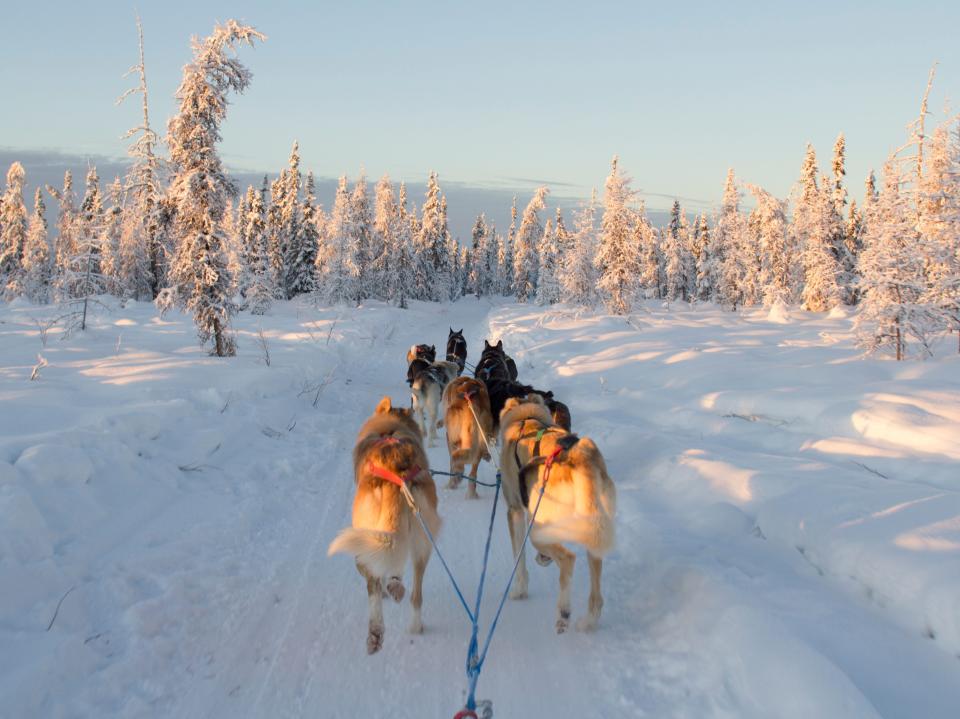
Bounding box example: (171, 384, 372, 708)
(329, 328, 617, 654)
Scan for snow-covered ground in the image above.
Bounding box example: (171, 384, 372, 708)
(1, 297, 958, 718)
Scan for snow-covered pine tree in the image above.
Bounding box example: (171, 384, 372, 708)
(439, 195, 457, 301)
(350, 171, 375, 302)
(117, 16, 165, 298)
(242, 184, 273, 314)
(266, 173, 286, 298)
(560, 189, 598, 306)
(392, 182, 416, 308)
(101, 177, 124, 293)
(792, 146, 841, 311)
(166, 20, 265, 356)
(278, 144, 314, 298)
(662, 199, 691, 302)
(920, 121, 960, 348)
(46, 171, 78, 301)
(535, 216, 560, 305)
(830, 133, 857, 303)
(292, 170, 320, 297)
(317, 175, 359, 305)
(22, 189, 52, 303)
(745, 184, 791, 307)
(596, 157, 640, 314)
(498, 198, 518, 296)
(413, 172, 444, 301)
(856, 155, 937, 359)
(373, 174, 400, 304)
(467, 213, 490, 297)
(692, 213, 714, 301)
(635, 203, 661, 299)
(0, 162, 28, 298)
(714, 169, 750, 308)
(513, 186, 548, 302)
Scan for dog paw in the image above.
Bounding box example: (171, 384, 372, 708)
(367, 624, 384, 654)
(445, 477, 460, 489)
(387, 577, 405, 603)
(575, 615, 598, 632)
(408, 618, 423, 635)
(508, 586, 528, 600)
(466, 487, 479, 500)
(535, 552, 553, 567)
(556, 617, 570, 634)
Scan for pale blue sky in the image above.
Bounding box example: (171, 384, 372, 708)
(2, 0, 959, 227)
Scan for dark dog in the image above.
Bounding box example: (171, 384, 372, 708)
(474, 339, 571, 431)
(446, 328, 467, 376)
(474, 340, 518, 382)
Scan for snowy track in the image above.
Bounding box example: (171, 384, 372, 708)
(1, 298, 959, 718)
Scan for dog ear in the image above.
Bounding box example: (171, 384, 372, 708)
(457, 328, 463, 334)
(502, 397, 522, 414)
(496, 340, 503, 350)
(449, 327, 453, 333)
(484, 340, 491, 348)
(430, 345, 435, 352)
(375, 396, 393, 414)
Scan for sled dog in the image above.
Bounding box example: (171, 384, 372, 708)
(441, 377, 494, 499)
(410, 360, 459, 446)
(327, 396, 441, 654)
(446, 328, 468, 376)
(498, 395, 616, 633)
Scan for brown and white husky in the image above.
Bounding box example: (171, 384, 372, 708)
(327, 396, 441, 654)
(441, 377, 494, 499)
(498, 395, 616, 633)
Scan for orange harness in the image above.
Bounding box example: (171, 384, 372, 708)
(366, 435, 422, 488)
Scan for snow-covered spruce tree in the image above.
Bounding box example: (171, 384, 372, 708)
(831, 133, 857, 303)
(373, 175, 400, 304)
(635, 203, 661, 299)
(440, 195, 458, 301)
(513, 186, 548, 302)
(596, 157, 640, 314)
(497, 198, 518, 296)
(350, 172, 376, 302)
(691, 213, 713, 301)
(792, 146, 841, 311)
(0, 162, 28, 298)
(391, 182, 416, 308)
(292, 170, 320, 297)
(467, 213, 490, 297)
(413, 172, 445, 301)
(101, 177, 124, 293)
(166, 20, 265, 356)
(744, 184, 791, 307)
(714, 169, 750, 308)
(560, 189, 598, 306)
(266, 173, 286, 297)
(117, 16, 164, 298)
(920, 121, 960, 348)
(535, 216, 560, 305)
(241, 184, 273, 314)
(46, 171, 78, 301)
(662, 199, 691, 302)
(59, 166, 109, 330)
(856, 155, 937, 359)
(278, 144, 315, 298)
(22, 189, 52, 303)
(317, 175, 359, 305)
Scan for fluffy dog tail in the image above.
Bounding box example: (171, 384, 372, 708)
(532, 438, 616, 557)
(328, 528, 399, 577)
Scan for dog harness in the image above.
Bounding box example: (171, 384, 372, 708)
(366, 435, 422, 488)
(512, 419, 578, 506)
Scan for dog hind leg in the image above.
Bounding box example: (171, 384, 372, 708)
(465, 457, 480, 500)
(507, 507, 529, 599)
(359, 561, 385, 654)
(576, 554, 604, 632)
(408, 531, 432, 634)
(534, 542, 576, 633)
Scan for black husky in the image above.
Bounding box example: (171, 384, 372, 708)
(406, 344, 436, 385)
(474, 340, 572, 431)
(446, 328, 468, 375)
